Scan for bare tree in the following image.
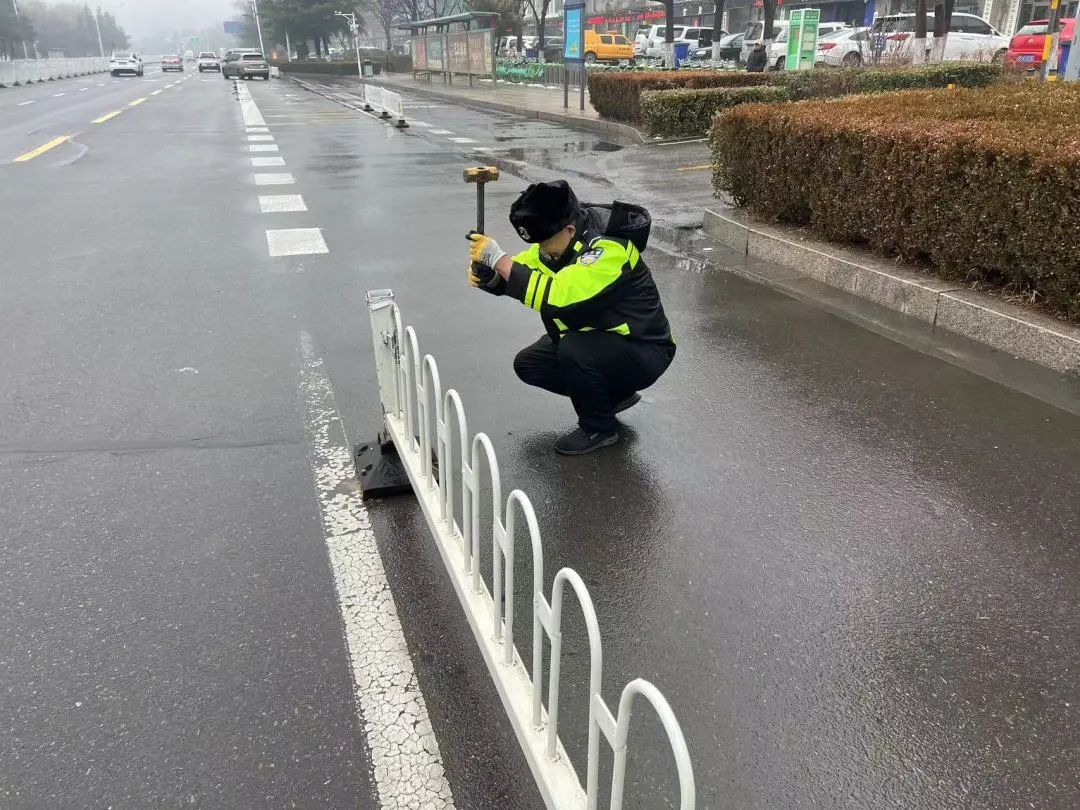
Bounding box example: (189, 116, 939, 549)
(912, 0, 928, 63)
(525, 0, 551, 56)
(762, 0, 777, 69)
(711, 0, 726, 61)
(363, 0, 395, 49)
(929, 0, 955, 63)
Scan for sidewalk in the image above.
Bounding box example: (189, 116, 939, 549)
(375, 70, 645, 144)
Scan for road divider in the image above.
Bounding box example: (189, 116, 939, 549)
(0, 57, 108, 88)
(360, 290, 696, 809)
(358, 84, 408, 128)
(14, 135, 71, 162)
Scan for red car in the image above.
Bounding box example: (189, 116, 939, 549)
(160, 54, 184, 72)
(1006, 17, 1075, 70)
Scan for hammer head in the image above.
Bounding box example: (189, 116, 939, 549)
(463, 166, 500, 184)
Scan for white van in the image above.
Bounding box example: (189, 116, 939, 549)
(741, 19, 847, 69)
(643, 25, 713, 58)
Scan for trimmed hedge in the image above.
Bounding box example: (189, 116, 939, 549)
(594, 62, 1007, 128)
(642, 86, 792, 138)
(711, 83, 1080, 322)
(587, 70, 769, 123)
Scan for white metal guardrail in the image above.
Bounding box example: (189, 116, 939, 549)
(0, 57, 108, 87)
(366, 289, 695, 809)
(358, 83, 408, 128)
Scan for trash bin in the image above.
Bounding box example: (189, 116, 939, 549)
(362, 60, 374, 77)
(674, 42, 691, 65)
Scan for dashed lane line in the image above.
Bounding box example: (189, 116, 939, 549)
(249, 144, 279, 152)
(429, 129, 453, 135)
(13, 135, 70, 163)
(92, 111, 123, 124)
(17, 100, 35, 106)
(150, 89, 163, 96)
(298, 331, 453, 809)
(129, 97, 147, 107)
(449, 137, 476, 144)
(258, 194, 306, 213)
(247, 134, 275, 142)
(254, 172, 295, 186)
(266, 228, 327, 256)
(251, 156, 286, 167)
(52, 92, 66, 98)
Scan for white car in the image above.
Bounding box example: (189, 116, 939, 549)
(109, 51, 143, 77)
(197, 51, 221, 72)
(741, 20, 847, 69)
(870, 13, 1009, 62)
(643, 25, 713, 58)
(816, 28, 874, 67)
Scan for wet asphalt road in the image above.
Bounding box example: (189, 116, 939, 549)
(1, 71, 1078, 809)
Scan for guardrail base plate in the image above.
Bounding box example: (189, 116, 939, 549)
(355, 436, 413, 499)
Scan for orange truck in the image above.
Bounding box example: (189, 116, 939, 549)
(584, 30, 636, 62)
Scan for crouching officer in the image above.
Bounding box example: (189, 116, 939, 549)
(467, 180, 675, 455)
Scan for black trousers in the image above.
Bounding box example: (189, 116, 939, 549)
(513, 333, 675, 433)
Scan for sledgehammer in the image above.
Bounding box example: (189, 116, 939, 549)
(463, 165, 500, 233)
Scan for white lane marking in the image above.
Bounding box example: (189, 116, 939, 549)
(259, 194, 306, 213)
(77, 87, 89, 92)
(249, 144, 279, 152)
(429, 129, 453, 135)
(52, 92, 66, 97)
(251, 156, 286, 167)
(254, 172, 294, 186)
(473, 147, 493, 152)
(96, 82, 105, 87)
(247, 134, 275, 142)
(266, 228, 327, 256)
(17, 100, 36, 106)
(235, 79, 266, 126)
(298, 332, 453, 809)
(246, 126, 270, 133)
(409, 120, 431, 127)
(449, 137, 476, 144)
(150, 89, 163, 96)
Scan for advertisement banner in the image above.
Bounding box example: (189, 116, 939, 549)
(448, 32, 470, 74)
(427, 35, 444, 71)
(468, 30, 491, 75)
(564, 6, 584, 61)
(413, 37, 427, 70)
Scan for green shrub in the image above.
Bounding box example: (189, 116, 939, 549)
(588, 70, 770, 123)
(641, 85, 792, 138)
(711, 83, 1080, 322)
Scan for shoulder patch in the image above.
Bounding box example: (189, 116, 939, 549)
(578, 247, 604, 266)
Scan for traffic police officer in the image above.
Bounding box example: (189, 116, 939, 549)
(468, 180, 675, 455)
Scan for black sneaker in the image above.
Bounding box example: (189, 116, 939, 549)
(614, 392, 641, 414)
(554, 428, 619, 456)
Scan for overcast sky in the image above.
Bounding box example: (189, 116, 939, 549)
(95, 0, 236, 39)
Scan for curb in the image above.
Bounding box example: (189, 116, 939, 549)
(281, 70, 645, 145)
(704, 208, 1080, 376)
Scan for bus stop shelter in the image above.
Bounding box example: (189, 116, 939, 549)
(398, 12, 500, 86)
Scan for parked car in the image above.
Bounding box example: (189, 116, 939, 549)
(1006, 17, 1075, 70)
(584, 30, 636, 62)
(816, 28, 873, 66)
(742, 20, 847, 70)
(222, 51, 270, 80)
(870, 13, 1009, 63)
(197, 51, 221, 72)
(634, 27, 650, 55)
(109, 51, 143, 77)
(643, 25, 714, 58)
(160, 54, 183, 72)
(497, 35, 538, 57)
(542, 37, 564, 62)
(693, 31, 743, 62)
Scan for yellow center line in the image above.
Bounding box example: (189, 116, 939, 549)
(14, 135, 71, 163)
(675, 164, 713, 172)
(129, 97, 147, 107)
(92, 110, 123, 124)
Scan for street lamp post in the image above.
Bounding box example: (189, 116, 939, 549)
(93, 8, 105, 57)
(334, 11, 362, 80)
(11, 0, 30, 59)
(250, 0, 267, 55)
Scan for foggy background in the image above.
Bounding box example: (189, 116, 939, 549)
(95, 0, 235, 48)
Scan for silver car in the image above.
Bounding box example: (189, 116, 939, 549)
(222, 51, 270, 80)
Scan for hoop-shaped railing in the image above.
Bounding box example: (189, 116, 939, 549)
(365, 289, 696, 809)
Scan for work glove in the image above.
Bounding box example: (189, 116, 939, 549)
(467, 231, 507, 271)
(468, 262, 506, 296)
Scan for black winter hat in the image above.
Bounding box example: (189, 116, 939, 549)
(508, 180, 580, 243)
